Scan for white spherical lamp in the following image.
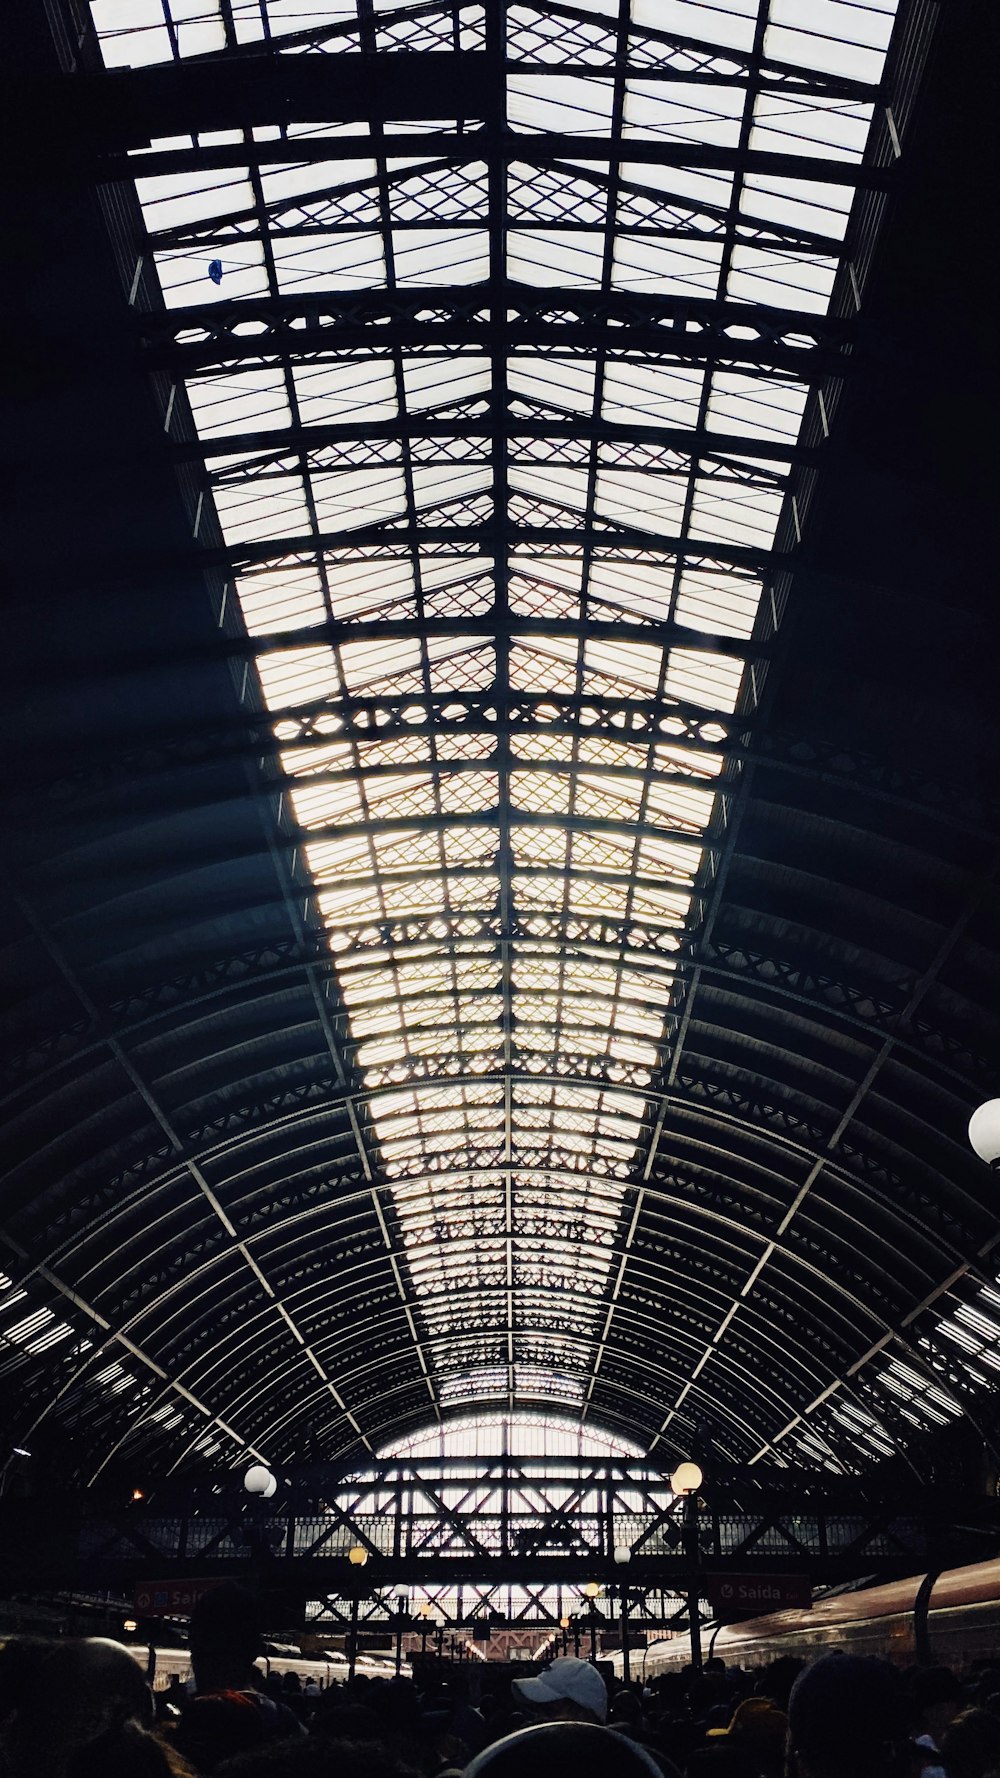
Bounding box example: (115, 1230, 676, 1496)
(244, 1463, 276, 1498)
(969, 1101, 1000, 1165)
(613, 1543, 632, 1566)
(670, 1460, 704, 1496)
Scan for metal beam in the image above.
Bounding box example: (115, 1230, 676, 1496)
(141, 287, 851, 378)
(176, 414, 812, 470)
(100, 134, 897, 185)
(222, 613, 766, 661)
(19, 54, 498, 156)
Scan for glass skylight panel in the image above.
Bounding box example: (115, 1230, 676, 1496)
(765, 0, 894, 82)
(274, 232, 388, 291)
(927, 1275, 1000, 1387)
(187, 370, 292, 439)
(90, 0, 906, 1448)
(631, 0, 757, 51)
(156, 241, 270, 307)
(213, 476, 311, 544)
(508, 74, 616, 135)
(601, 362, 705, 430)
(688, 480, 784, 552)
(135, 167, 255, 231)
(871, 1357, 957, 1430)
(293, 361, 397, 425)
(310, 470, 409, 533)
(674, 569, 761, 640)
(257, 646, 339, 709)
(727, 246, 839, 313)
(749, 94, 874, 163)
(259, 157, 378, 207)
(742, 174, 854, 241)
(622, 82, 743, 146)
(91, 0, 174, 65)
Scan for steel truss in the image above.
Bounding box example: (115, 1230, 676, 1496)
(59, 1456, 1000, 1608)
(141, 290, 852, 377)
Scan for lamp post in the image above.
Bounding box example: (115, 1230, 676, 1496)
(418, 1602, 432, 1659)
(242, 1464, 278, 1574)
(571, 1613, 581, 1659)
(560, 1614, 570, 1655)
(613, 1544, 632, 1686)
(583, 1582, 600, 1661)
(389, 1593, 405, 1671)
(347, 1545, 369, 1681)
(671, 1462, 704, 1674)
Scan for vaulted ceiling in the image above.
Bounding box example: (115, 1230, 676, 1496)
(2, 0, 999, 1492)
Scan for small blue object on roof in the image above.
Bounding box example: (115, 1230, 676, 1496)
(208, 260, 223, 285)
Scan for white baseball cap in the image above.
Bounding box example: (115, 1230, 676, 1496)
(512, 1657, 608, 1723)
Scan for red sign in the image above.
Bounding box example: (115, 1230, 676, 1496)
(706, 1572, 812, 1619)
(133, 1578, 225, 1617)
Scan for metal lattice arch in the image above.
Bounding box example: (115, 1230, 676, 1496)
(2, 0, 999, 1495)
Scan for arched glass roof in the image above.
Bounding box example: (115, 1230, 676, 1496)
(7, 0, 999, 1492)
(84, 0, 907, 1456)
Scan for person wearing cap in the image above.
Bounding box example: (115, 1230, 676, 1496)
(703, 1697, 788, 1778)
(511, 1658, 609, 1725)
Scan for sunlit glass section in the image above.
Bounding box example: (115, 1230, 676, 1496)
(91, 0, 902, 1438)
(381, 1410, 643, 1460)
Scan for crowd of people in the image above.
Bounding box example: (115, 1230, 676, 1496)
(2, 1584, 1000, 1778)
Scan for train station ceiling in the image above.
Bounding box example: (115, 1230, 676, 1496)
(2, 0, 999, 1492)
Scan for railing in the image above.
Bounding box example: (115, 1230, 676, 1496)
(77, 1507, 929, 1575)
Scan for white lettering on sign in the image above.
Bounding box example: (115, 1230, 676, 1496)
(706, 1573, 812, 1615)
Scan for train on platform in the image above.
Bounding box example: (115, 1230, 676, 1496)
(28, 1559, 1000, 1690)
(137, 1643, 398, 1691)
(610, 1558, 1000, 1679)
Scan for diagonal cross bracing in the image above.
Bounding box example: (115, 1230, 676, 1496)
(89, 0, 906, 1455)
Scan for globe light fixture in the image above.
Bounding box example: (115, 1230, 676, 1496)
(348, 1545, 369, 1567)
(583, 1581, 600, 1598)
(613, 1543, 632, 1566)
(560, 1615, 571, 1629)
(243, 1463, 277, 1498)
(969, 1100, 1000, 1166)
(670, 1460, 704, 1496)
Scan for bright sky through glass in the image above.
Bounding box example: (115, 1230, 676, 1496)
(91, 0, 906, 1467)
